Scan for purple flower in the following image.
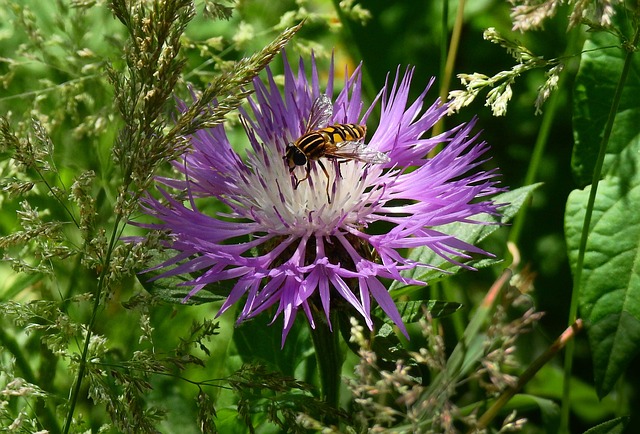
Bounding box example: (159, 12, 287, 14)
(139, 54, 502, 345)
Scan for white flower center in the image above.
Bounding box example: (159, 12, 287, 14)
(240, 147, 380, 237)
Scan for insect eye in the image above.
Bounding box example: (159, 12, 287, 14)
(293, 148, 307, 166)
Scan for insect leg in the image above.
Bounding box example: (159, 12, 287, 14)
(334, 159, 343, 180)
(293, 162, 311, 190)
(317, 159, 332, 203)
(291, 171, 300, 189)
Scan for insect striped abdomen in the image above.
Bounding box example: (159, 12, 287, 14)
(323, 124, 366, 143)
(293, 124, 367, 162)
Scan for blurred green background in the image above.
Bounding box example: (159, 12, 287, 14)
(1, 0, 629, 432)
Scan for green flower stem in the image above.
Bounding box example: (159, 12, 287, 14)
(560, 26, 640, 434)
(62, 213, 125, 434)
(439, 0, 449, 90)
(507, 89, 558, 245)
(309, 313, 343, 412)
(437, 0, 465, 111)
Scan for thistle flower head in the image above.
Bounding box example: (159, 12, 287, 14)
(138, 54, 502, 345)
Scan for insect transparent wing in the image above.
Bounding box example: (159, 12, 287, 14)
(305, 94, 333, 133)
(325, 141, 391, 164)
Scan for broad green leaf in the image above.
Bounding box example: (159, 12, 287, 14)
(138, 272, 229, 305)
(421, 300, 462, 318)
(376, 300, 462, 324)
(567, 23, 640, 397)
(137, 250, 230, 304)
(572, 26, 640, 186)
(565, 148, 640, 396)
(583, 417, 630, 434)
(371, 322, 412, 365)
(338, 310, 412, 367)
(233, 314, 312, 377)
(393, 184, 541, 290)
(0, 272, 44, 300)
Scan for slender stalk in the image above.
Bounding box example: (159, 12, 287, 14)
(560, 26, 640, 434)
(62, 213, 124, 434)
(439, 0, 449, 85)
(433, 0, 465, 137)
(442, 279, 465, 339)
(507, 88, 558, 245)
(471, 319, 583, 433)
(309, 313, 343, 412)
(330, 0, 379, 105)
(438, 0, 464, 106)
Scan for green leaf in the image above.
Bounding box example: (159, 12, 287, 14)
(137, 250, 230, 305)
(370, 322, 412, 365)
(398, 300, 462, 321)
(233, 314, 312, 377)
(375, 300, 462, 324)
(572, 28, 640, 186)
(422, 300, 462, 318)
(583, 417, 630, 434)
(342, 301, 463, 369)
(393, 184, 541, 290)
(565, 140, 640, 396)
(0, 272, 44, 300)
(568, 12, 640, 399)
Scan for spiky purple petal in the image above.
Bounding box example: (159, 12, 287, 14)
(136, 54, 504, 345)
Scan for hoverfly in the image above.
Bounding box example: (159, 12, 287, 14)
(285, 94, 389, 202)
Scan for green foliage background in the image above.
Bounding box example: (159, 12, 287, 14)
(1, 0, 638, 433)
